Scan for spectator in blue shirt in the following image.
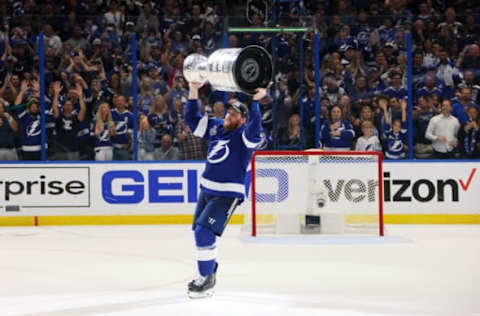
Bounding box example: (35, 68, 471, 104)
(171, 30, 189, 54)
(111, 94, 133, 160)
(138, 76, 155, 115)
(378, 17, 396, 44)
(458, 105, 480, 158)
(451, 87, 480, 124)
(435, 47, 460, 98)
(367, 66, 386, 94)
(92, 103, 116, 161)
(348, 74, 373, 103)
(412, 49, 428, 88)
(459, 69, 480, 104)
(416, 73, 443, 102)
(320, 105, 355, 150)
(148, 94, 174, 157)
(459, 44, 480, 73)
(383, 71, 407, 100)
(416, 2, 432, 23)
(14, 80, 42, 160)
(380, 97, 408, 159)
(301, 87, 317, 149)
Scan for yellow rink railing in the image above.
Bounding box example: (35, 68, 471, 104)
(1, 214, 479, 226)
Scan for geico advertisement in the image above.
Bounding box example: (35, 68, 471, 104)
(0, 162, 478, 216)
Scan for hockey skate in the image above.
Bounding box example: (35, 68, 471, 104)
(187, 263, 218, 299)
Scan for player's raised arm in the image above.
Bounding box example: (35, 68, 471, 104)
(185, 82, 207, 137)
(242, 88, 266, 148)
(188, 82, 202, 101)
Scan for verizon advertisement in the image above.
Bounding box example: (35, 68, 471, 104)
(382, 163, 479, 213)
(0, 162, 478, 216)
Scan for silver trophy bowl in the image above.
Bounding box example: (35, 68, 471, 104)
(183, 45, 273, 95)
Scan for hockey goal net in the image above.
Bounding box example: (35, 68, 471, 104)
(244, 151, 384, 236)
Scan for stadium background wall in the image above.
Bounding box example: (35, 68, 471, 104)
(0, 161, 478, 226)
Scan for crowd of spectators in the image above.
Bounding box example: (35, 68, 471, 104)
(0, 0, 479, 161)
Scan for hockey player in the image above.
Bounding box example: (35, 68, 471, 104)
(185, 82, 265, 298)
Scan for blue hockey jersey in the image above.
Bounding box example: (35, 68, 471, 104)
(320, 120, 355, 149)
(383, 121, 408, 159)
(91, 120, 114, 149)
(415, 86, 443, 102)
(16, 109, 42, 152)
(383, 86, 408, 100)
(185, 99, 262, 199)
(111, 109, 133, 147)
(43, 99, 56, 135)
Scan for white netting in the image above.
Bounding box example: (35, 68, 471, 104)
(243, 151, 383, 236)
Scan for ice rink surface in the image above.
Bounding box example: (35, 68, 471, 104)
(1, 224, 479, 316)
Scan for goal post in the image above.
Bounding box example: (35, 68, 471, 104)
(247, 150, 384, 237)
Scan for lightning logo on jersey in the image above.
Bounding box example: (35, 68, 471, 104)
(99, 129, 111, 142)
(27, 120, 41, 137)
(115, 119, 128, 135)
(207, 140, 230, 164)
(383, 122, 407, 159)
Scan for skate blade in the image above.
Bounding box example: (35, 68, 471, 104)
(187, 289, 214, 299)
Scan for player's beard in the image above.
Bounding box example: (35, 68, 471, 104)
(223, 118, 242, 131)
(223, 117, 242, 131)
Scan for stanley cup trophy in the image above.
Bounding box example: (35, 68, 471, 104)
(183, 45, 273, 95)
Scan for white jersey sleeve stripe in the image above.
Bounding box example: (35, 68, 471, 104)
(200, 177, 244, 195)
(18, 110, 27, 118)
(242, 131, 261, 149)
(193, 115, 209, 138)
